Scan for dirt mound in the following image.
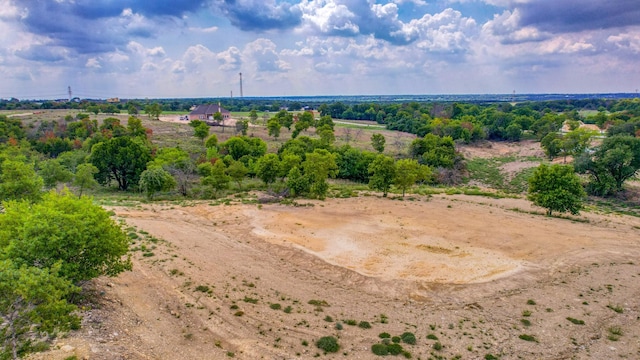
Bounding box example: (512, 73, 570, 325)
(33, 195, 640, 359)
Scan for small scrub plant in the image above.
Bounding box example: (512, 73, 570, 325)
(607, 326, 623, 341)
(401, 332, 416, 345)
(607, 304, 624, 314)
(518, 334, 538, 342)
(195, 285, 211, 293)
(526, 299, 537, 305)
(269, 303, 281, 310)
(387, 343, 404, 355)
(243, 296, 258, 304)
(283, 305, 293, 314)
(316, 336, 340, 353)
(308, 299, 330, 307)
(485, 354, 499, 360)
(426, 334, 438, 340)
(358, 321, 372, 329)
(335, 322, 343, 330)
(433, 341, 443, 351)
(521, 319, 532, 327)
(392, 336, 401, 343)
(234, 311, 244, 317)
(566, 317, 585, 325)
(379, 332, 391, 339)
(522, 310, 532, 317)
(372, 343, 389, 356)
(345, 319, 357, 326)
(324, 315, 334, 322)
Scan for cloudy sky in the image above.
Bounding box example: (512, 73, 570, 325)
(1, 0, 639, 99)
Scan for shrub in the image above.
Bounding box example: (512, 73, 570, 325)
(387, 343, 404, 355)
(527, 299, 537, 305)
(358, 321, 372, 329)
(324, 315, 333, 322)
(433, 341, 443, 350)
(283, 306, 293, 313)
(345, 319, 357, 326)
(371, 343, 388, 356)
(308, 299, 330, 307)
(607, 304, 624, 314)
(379, 332, 391, 339)
(195, 285, 210, 293)
(316, 336, 339, 353)
(335, 322, 343, 330)
(426, 334, 438, 340)
(391, 336, 401, 343)
(401, 332, 416, 345)
(566, 317, 585, 325)
(269, 303, 281, 310)
(518, 334, 537, 342)
(521, 319, 532, 327)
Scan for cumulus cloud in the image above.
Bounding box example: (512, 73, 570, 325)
(516, 0, 640, 33)
(483, 9, 550, 44)
(216, 0, 302, 31)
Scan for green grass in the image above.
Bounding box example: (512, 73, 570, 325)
(466, 156, 540, 193)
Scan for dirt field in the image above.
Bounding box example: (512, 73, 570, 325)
(30, 193, 640, 360)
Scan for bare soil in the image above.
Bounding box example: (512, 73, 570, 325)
(31, 194, 640, 360)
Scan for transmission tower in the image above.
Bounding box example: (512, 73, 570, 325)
(68, 86, 72, 101)
(239, 72, 243, 98)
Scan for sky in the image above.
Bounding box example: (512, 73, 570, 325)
(1, 0, 639, 99)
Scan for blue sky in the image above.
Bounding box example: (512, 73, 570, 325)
(1, 0, 639, 99)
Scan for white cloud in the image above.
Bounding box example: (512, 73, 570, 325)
(85, 58, 101, 69)
(608, 32, 640, 54)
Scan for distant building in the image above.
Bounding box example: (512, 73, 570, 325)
(106, 97, 120, 103)
(189, 103, 231, 121)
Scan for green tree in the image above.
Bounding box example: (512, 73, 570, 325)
(575, 135, 640, 196)
(226, 161, 248, 189)
(541, 133, 563, 159)
(199, 161, 230, 198)
(559, 128, 596, 163)
(38, 159, 73, 188)
(267, 119, 282, 140)
(205, 134, 219, 149)
(236, 119, 249, 135)
(274, 110, 294, 130)
(193, 122, 210, 143)
(371, 133, 386, 153)
(302, 149, 338, 199)
(527, 164, 585, 216)
(73, 163, 99, 197)
(144, 103, 162, 119)
(256, 154, 281, 186)
(394, 159, 430, 197)
(0, 260, 79, 360)
(0, 190, 132, 284)
(90, 137, 151, 191)
(368, 154, 396, 197)
(147, 147, 194, 197)
(139, 167, 176, 200)
(126, 116, 147, 138)
(249, 109, 259, 123)
(286, 166, 309, 197)
(0, 160, 43, 203)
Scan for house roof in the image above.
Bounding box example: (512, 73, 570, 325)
(190, 104, 230, 115)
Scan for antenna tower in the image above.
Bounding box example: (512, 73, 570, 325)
(239, 72, 243, 98)
(68, 86, 72, 101)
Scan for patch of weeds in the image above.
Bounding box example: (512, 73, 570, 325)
(520, 319, 532, 327)
(607, 326, 623, 341)
(522, 310, 532, 317)
(283, 305, 293, 314)
(526, 299, 537, 305)
(195, 285, 211, 293)
(169, 268, 184, 276)
(401, 332, 416, 345)
(344, 319, 357, 326)
(226, 351, 235, 357)
(379, 332, 391, 339)
(433, 341, 443, 351)
(302, 340, 309, 346)
(387, 343, 404, 355)
(243, 296, 258, 304)
(372, 343, 389, 356)
(607, 304, 624, 313)
(426, 334, 439, 340)
(485, 354, 499, 360)
(269, 303, 281, 310)
(518, 334, 538, 342)
(316, 336, 340, 353)
(324, 315, 333, 322)
(234, 311, 244, 317)
(391, 336, 401, 343)
(358, 321, 372, 329)
(566, 317, 585, 325)
(308, 299, 330, 307)
(142, 251, 155, 257)
(380, 313, 388, 324)
(335, 322, 343, 330)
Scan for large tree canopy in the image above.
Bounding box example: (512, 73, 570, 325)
(528, 164, 585, 216)
(0, 191, 132, 284)
(575, 135, 640, 196)
(90, 136, 151, 190)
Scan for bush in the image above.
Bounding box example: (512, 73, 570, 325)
(566, 317, 585, 325)
(391, 336, 401, 343)
(316, 336, 339, 353)
(401, 332, 416, 345)
(379, 332, 391, 339)
(426, 334, 438, 340)
(358, 321, 372, 329)
(371, 343, 388, 356)
(433, 341, 443, 351)
(387, 343, 404, 355)
(518, 334, 538, 342)
(269, 303, 281, 310)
